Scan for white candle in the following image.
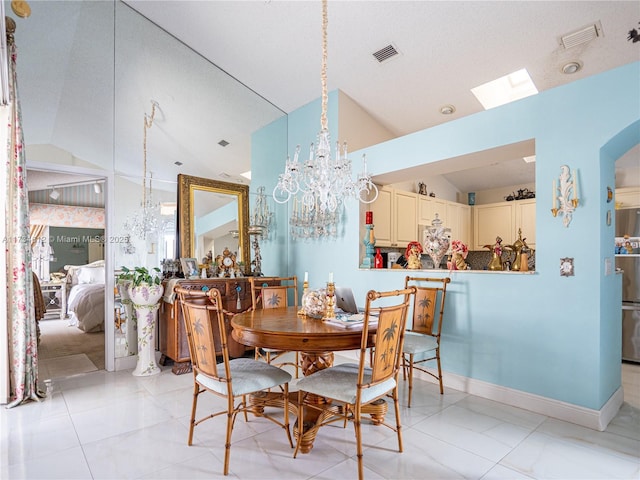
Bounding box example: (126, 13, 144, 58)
(573, 170, 579, 200)
(304, 271, 308, 283)
(329, 272, 333, 283)
(552, 179, 557, 209)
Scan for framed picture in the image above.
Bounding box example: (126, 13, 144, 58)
(180, 257, 199, 278)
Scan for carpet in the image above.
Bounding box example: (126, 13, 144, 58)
(40, 353, 98, 379)
(38, 319, 105, 378)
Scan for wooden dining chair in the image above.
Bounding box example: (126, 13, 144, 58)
(250, 276, 300, 377)
(293, 287, 416, 480)
(402, 276, 451, 407)
(176, 286, 293, 476)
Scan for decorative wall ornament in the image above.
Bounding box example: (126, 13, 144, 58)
(560, 257, 574, 277)
(551, 165, 579, 227)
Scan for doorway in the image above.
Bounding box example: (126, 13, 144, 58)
(27, 166, 111, 379)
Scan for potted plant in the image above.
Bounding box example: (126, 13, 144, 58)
(121, 266, 163, 376)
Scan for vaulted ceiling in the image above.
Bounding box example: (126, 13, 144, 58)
(13, 1, 640, 194)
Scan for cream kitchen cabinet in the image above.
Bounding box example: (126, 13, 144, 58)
(370, 186, 418, 247)
(473, 202, 514, 250)
(370, 186, 392, 245)
(446, 202, 471, 246)
(514, 199, 536, 248)
(473, 199, 536, 250)
(418, 195, 448, 227)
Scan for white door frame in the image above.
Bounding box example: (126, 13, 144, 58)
(26, 161, 115, 372)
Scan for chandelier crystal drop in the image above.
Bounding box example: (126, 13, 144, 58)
(273, 0, 377, 239)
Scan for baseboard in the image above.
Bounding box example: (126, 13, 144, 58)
(412, 367, 623, 431)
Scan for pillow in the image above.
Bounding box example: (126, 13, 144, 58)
(77, 266, 105, 285)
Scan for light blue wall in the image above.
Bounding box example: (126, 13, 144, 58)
(252, 62, 640, 410)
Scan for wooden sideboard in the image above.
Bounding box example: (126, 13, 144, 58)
(158, 277, 278, 374)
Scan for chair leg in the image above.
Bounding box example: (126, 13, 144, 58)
(407, 353, 414, 408)
(354, 402, 364, 480)
(293, 390, 304, 458)
(224, 396, 235, 476)
(392, 385, 403, 453)
(242, 394, 249, 422)
(436, 348, 444, 394)
(188, 383, 199, 445)
(283, 383, 293, 448)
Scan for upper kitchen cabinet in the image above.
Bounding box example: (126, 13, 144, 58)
(473, 199, 536, 250)
(370, 186, 418, 247)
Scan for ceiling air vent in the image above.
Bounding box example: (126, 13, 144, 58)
(372, 44, 399, 63)
(560, 22, 602, 49)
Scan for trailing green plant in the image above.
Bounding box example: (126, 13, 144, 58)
(120, 266, 161, 287)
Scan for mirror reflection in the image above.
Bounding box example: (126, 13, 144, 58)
(177, 174, 250, 272)
(17, 0, 286, 368)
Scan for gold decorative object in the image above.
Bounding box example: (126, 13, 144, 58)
(551, 165, 579, 227)
(507, 228, 528, 272)
(484, 236, 504, 271)
(11, 1, 31, 18)
(324, 282, 336, 319)
(298, 279, 309, 317)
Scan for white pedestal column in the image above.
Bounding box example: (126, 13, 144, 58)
(128, 284, 163, 377)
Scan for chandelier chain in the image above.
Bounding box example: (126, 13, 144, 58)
(143, 100, 158, 206)
(320, 0, 328, 132)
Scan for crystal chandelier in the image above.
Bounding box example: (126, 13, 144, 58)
(124, 100, 161, 240)
(250, 186, 274, 239)
(273, 0, 378, 239)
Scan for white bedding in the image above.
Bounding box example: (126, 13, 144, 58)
(64, 260, 106, 333)
(67, 283, 105, 333)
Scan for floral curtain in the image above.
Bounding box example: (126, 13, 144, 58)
(6, 39, 43, 407)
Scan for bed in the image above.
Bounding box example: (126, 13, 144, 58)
(64, 260, 106, 333)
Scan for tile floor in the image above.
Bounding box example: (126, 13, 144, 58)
(2, 355, 639, 480)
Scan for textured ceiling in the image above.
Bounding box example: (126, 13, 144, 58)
(14, 1, 640, 193)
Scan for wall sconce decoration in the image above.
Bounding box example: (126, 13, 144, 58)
(551, 165, 579, 227)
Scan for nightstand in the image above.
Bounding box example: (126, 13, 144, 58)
(40, 281, 67, 320)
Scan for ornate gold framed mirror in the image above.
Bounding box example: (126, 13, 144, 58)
(177, 174, 250, 268)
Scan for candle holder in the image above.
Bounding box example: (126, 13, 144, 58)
(297, 280, 309, 317)
(551, 165, 579, 228)
(325, 282, 336, 319)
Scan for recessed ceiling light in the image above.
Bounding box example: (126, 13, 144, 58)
(561, 61, 582, 74)
(471, 68, 538, 110)
(240, 171, 251, 180)
(218, 140, 229, 147)
(174, 161, 183, 166)
(523, 155, 536, 163)
(440, 105, 456, 115)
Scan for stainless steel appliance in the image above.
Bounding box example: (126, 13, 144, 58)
(616, 208, 640, 363)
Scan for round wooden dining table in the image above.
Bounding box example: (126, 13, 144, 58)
(231, 306, 386, 453)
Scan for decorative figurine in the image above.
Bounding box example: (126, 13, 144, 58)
(484, 236, 504, 271)
(449, 240, 469, 270)
(405, 241, 423, 269)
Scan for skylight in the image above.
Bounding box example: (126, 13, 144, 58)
(471, 68, 538, 110)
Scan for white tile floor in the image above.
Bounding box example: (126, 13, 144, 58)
(2, 355, 639, 480)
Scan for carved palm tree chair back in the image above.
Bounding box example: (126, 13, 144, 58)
(176, 286, 293, 476)
(293, 287, 416, 480)
(403, 276, 451, 407)
(249, 276, 300, 377)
